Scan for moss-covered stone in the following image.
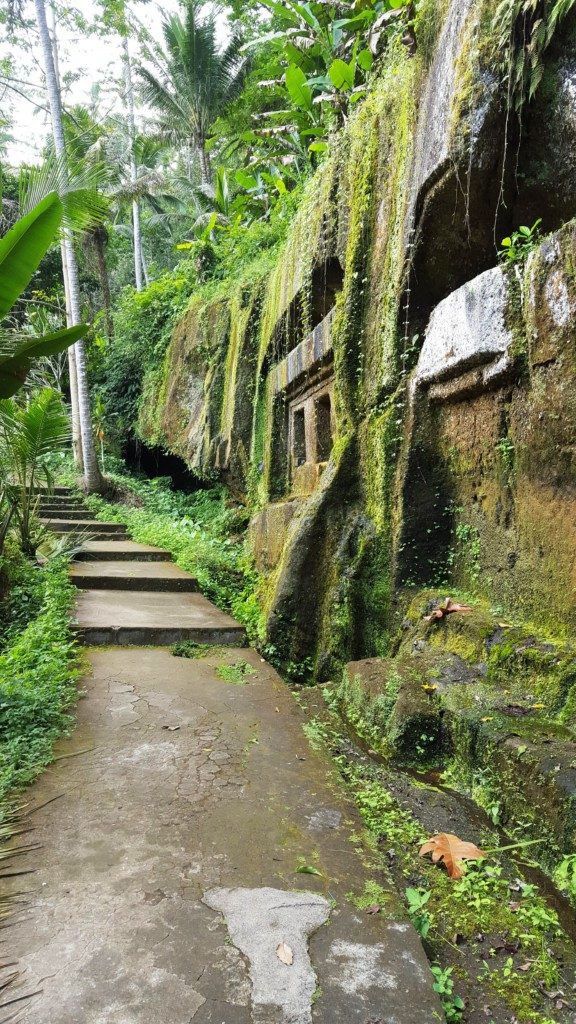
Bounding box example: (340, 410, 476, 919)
(133, 0, 576, 683)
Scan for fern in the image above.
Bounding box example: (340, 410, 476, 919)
(492, 0, 576, 111)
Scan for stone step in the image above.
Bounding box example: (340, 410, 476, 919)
(70, 560, 199, 592)
(33, 486, 75, 495)
(40, 518, 127, 535)
(74, 589, 246, 646)
(74, 541, 172, 562)
(38, 490, 82, 498)
(56, 531, 130, 542)
(38, 497, 85, 505)
(39, 505, 91, 516)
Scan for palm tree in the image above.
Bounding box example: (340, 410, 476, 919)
(123, 35, 145, 290)
(33, 0, 105, 492)
(0, 388, 70, 555)
(138, 0, 247, 186)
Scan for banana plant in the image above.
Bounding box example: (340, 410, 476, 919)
(242, 0, 412, 148)
(0, 192, 88, 399)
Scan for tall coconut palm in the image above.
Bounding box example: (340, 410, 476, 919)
(33, 0, 105, 492)
(66, 104, 177, 300)
(123, 35, 145, 290)
(138, 0, 247, 186)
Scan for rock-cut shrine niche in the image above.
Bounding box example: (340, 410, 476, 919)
(288, 380, 335, 494)
(267, 257, 342, 497)
(268, 307, 336, 497)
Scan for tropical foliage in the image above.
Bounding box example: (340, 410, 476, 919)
(0, 388, 70, 555)
(138, 1, 247, 184)
(0, 193, 88, 398)
(492, 0, 576, 109)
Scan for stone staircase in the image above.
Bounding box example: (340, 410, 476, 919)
(38, 487, 246, 647)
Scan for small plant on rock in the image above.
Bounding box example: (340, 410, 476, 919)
(430, 964, 465, 1023)
(499, 219, 542, 264)
(405, 886, 432, 938)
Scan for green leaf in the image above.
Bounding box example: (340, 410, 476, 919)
(285, 64, 313, 111)
(0, 193, 63, 321)
(518, 225, 532, 236)
(287, 0, 321, 32)
(259, 0, 301, 28)
(328, 58, 355, 91)
(308, 141, 329, 154)
(0, 323, 88, 398)
(235, 170, 258, 190)
(357, 48, 373, 72)
(501, 237, 512, 247)
(296, 863, 322, 875)
(285, 41, 307, 66)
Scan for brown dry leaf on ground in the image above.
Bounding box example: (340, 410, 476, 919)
(419, 832, 485, 879)
(276, 942, 293, 965)
(424, 598, 473, 622)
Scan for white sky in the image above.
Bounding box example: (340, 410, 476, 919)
(1, 0, 184, 166)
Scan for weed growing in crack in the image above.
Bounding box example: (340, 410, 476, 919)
(216, 660, 256, 684)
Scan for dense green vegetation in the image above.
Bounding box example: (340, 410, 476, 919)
(0, 551, 80, 807)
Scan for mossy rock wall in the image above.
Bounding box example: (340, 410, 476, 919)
(399, 221, 576, 632)
(137, 0, 576, 674)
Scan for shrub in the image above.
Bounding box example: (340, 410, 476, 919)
(0, 556, 80, 807)
(98, 269, 193, 447)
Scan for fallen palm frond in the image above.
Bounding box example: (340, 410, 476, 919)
(0, 805, 41, 1022)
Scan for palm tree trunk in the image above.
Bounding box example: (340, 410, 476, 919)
(35, 0, 104, 492)
(140, 245, 150, 287)
(123, 37, 144, 292)
(198, 144, 211, 187)
(52, 6, 82, 472)
(132, 200, 143, 291)
(60, 238, 83, 470)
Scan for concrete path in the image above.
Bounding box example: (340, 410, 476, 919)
(5, 490, 441, 1022)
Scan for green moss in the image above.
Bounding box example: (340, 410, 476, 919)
(215, 660, 256, 684)
(346, 879, 392, 910)
(414, 0, 451, 65)
(314, 705, 571, 1024)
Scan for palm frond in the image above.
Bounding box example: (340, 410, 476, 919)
(19, 155, 109, 232)
(0, 389, 69, 484)
(136, 0, 247, 154)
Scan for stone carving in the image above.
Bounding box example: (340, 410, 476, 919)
(414, 267, 514, 401)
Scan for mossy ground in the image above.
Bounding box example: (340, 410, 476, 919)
(297, 685, 576, 1024)
(329, 590, 576, 923)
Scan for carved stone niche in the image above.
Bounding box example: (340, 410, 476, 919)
(288, 377, 335, 496)
(269, 309, 336, 497)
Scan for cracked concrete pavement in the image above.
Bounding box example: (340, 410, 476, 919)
(5, 646, 441, 1023)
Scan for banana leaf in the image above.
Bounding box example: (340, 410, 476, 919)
(0, 192, 63, 321)
(0, 323, 88, 398)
